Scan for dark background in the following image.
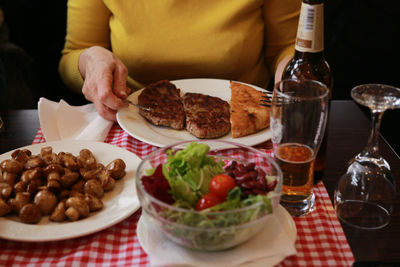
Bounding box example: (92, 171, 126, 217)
(1, 0, 399, 154)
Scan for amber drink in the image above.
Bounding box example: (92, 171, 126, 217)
(270, 79, 329, 217)
(276, 143, 314, 202)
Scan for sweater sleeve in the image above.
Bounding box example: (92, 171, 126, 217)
(263, 0, 301, 75)
(58, 0, 111, 94)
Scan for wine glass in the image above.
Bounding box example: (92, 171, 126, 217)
(334, 84, 399, 230)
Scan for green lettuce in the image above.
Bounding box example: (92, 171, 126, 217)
(162, 142, 224, 207)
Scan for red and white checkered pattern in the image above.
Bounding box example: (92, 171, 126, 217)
(0, 124, 354, 266)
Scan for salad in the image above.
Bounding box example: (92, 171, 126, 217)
(140, 142, 279, 250)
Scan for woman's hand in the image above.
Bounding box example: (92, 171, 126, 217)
(78, 46, 130, 121)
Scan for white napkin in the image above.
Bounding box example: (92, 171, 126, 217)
(138, 206, 297, 267)
(38, 97, 113, 142)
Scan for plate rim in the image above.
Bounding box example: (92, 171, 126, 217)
(0, 140, 141, 242)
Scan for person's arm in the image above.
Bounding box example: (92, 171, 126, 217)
(58, 0, 111, 94)
(263, 0, 301, 84)
(59, 0, 129, 121)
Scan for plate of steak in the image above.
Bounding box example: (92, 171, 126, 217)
(117, 78, 271, 148)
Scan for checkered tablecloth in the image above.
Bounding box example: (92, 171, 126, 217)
(0, 124, 354, 266)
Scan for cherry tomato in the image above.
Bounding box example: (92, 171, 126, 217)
(196, 193, 223, 211)
(209, 174, 236, 199)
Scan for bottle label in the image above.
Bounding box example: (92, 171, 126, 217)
(295, 3, 324, 52)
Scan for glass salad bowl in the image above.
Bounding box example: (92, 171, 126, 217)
(135, 140, 283, 251)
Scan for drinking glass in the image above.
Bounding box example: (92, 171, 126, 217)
(334, 84, 399, 229)
(270, 79, 329, 217)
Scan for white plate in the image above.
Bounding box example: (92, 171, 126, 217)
(137, 204, 297, 267)
(0, 141, 141, 242)
(116, 78, 271, 148)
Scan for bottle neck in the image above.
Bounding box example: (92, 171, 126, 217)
(303, 0, 323, 4)
(295, 1, 324, 53)
(293, 50, 325, 61)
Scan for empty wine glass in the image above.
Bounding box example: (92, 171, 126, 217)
(334, 84, 399, 230)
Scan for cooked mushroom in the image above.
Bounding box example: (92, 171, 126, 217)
(85, 194, 103, 211)
(50, 200, 66, 222)
(70, 180, 85, 193)
(13, 180, 28, 193)
(47, 172, 61, 193)
(96, 163, 105, 170)
(65, 196, 90, 220)
(24, 156, 45, 170)
(79, 168, 99, 181)
(20, 168, 42, 183)
(0, 182, 13, 200)
(98, 170, 115, 192)
(19, 203, 42, 224)
(43, 164, 63, 193)
(40, 146, 53, 156)
(94, 164, 116, 191)
(60, 153, 80, 171)
(22, 149, 32, 156)
(65, 206, 80, 221)
(77, 149, 97, 170)
(84, 179, 104, 198)
(0, 198, 12, 216)
(43, 164, 64, 176)
(42, 153, 57, 165)
(26, 179, 43, 194)
(8, 192, 31, 213)
(58, 189, 71, 200)
(34, 190, 58, 215)
(11, 149, 30, 164)
(47, 180, 61, 193)
(0, 172, 17, 185)
(106, 159, 126, 180)
(60, 171, 79, 188)
(0, 159, 24, 174)
(69, 191, 85, 198)
(47, 172, 61, 181)
(63, 167, 72, 175)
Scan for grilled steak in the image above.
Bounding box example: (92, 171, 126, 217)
(183, 92, 230, 138)
(138, 80, 185, 130)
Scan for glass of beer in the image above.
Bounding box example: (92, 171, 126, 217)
(270, 79, 329, 216)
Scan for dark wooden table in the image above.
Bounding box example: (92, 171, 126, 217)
(1, 101, 400, 266)
(324, 101, 400, 266)
(0, 110, 40, 153)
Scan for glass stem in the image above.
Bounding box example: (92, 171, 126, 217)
(360, 110, 384, 158)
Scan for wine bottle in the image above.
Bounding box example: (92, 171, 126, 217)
(282, 0, 333, 183)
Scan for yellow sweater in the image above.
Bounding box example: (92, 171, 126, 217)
(59, 0, 300, 93)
